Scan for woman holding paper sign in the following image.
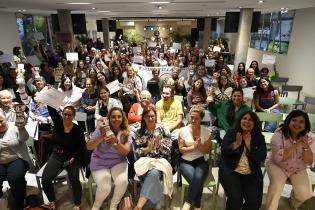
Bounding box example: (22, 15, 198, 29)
(41, 103, 86, 210)
(95, 86, 123, 120)
(59, 76, 84, 110)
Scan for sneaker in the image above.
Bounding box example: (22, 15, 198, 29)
(42, 201, 56, 210)
(73, 205, 81, 210)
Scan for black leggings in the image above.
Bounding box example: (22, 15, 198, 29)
(42, 152, 82, 205)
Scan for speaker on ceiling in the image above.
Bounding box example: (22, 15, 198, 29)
(224, 11, 261, 33)
(71, 14, 87, 34)
(109, 20, 117, 32)
(116, 29, 123, 41)
(211, 18, 218, 31)
(51, 14, 60, 33)
(96, 20, 103, 32)
(191, 28, 199, 47)
(197, 18, 205, 31)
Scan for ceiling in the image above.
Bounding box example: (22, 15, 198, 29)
(0, 0, 315, 18)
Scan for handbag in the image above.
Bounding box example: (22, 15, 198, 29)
(118, 192, 133, 210)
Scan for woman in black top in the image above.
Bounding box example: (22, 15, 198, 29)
(41, 105, 86, 210)
(219, 111, 266, 210)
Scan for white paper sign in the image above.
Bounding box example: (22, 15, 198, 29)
(26, 55, 41, 66)
(242, 87, 255, 99)
(0, 54, 14, 64)
(205, 59, 215, 67)
(106, 80, 122, 94)
(148, 41, 156, 48)
(262, 54, 276, 65)
(172, 42, 181, 50)
(18, 64, 24, 70)
(133, 56, 143, 64)
(133, 47, 142, 53)
(66, 52, 78, 61)
(36, 87, 66, 109)
(213, 46, 221, 52)
(33, 32, 45, 41)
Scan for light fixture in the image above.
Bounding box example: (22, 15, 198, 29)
(151, 27, 154, 30)
(97, 11, 111, 13)
(144, 27, 146, 31)
(92, 7, 96, 10)
(151, 1, 170, 4)
(239, 6, 243, 9)
(162, 27, 165, 30)
(157, 5, 163, 9)
(67, 2, 92, 4)
(258, 0, 264, 3)
(169, 27, 173, 30)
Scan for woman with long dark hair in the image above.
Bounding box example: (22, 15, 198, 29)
(219, 111, 267, 210)
(208, 88, 251, 132)
(187, 78, 207, 109)
(254, 78, 280, 132)
(265, 110, 315, 210)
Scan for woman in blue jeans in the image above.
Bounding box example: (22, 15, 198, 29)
(178, 105, 212, 210)
(254, 78, 280, 132)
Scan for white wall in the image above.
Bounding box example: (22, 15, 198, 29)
(0, 12, 21, 54)
(85, 17, 103, 42)
(246, 7, 315, 97)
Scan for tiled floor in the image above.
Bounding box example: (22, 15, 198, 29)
(1, 168, 314, 210)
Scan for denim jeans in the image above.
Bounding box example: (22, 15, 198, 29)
(0, 158, 28, 210)
(264, 108, 280, 132)
(180, 157, 209, 208)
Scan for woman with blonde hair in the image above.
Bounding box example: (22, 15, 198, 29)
(87, 107, 132, 210)
(179, 105, 212, 210)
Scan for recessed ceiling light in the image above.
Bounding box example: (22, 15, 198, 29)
(92, 7, 96, 10)
(239, 6, 243, 9)
(22, 9, 26, 12)
(258, 0, 264, 3)
(67, 2, 92, 5)
(170, 27, 173, 30)
(151, 1, 170, 4)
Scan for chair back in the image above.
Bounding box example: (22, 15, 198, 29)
(256, 112, 284, 124)
(75, 112, 88, 132)
(309, 114, 315, 132)
(281, 85, 303, 100)
(303, 97, 315, 112)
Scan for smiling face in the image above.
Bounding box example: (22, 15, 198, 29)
(144, 110, 156, 127)
(194, 79, 203, 90)
(231, 91, 243, 106)
(240, 113, 254, 132)
(259, 79, 269, 90)
(0, 95, 12, 107)
(109, 110, 123, 130)
(62, 107, 75, 124)
(289, 116, 306, 136)
(99, 88, 109, 101)
(64, 79, 72, 90)
(97, 73, 106, 82)
(140, 95, 151, 108)
(239, 78, 248, 88)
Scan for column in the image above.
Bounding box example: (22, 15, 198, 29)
(102, 18, 110, 49)
(57, 9, 74, 51)
(234, 8, 253, 70)
(203, 17, 212, 49)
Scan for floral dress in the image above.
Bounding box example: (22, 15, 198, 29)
(133, 124, 172, 162)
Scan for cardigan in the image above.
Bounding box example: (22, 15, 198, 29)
(220, 128, 267, 180)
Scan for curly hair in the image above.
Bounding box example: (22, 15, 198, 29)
(107, 107, 129, 143)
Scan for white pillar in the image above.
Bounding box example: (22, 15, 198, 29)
(234, 8, 253, 70)
(203, 17, 212, 49)
(102, 18, 110, 49)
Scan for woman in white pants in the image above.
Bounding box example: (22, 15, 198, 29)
(87, 108, 132, 210)
(265, 110, 315, 210)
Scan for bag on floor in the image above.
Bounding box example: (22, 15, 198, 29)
(118, 192, 133, 210)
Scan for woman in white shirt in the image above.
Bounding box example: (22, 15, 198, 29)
(178, 105, 212, 210)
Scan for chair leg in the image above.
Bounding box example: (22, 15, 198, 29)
(88, 176, 94, 206)
(180, 185, 186, 207)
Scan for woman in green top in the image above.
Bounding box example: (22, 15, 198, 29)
(208, 87, 251, 133)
